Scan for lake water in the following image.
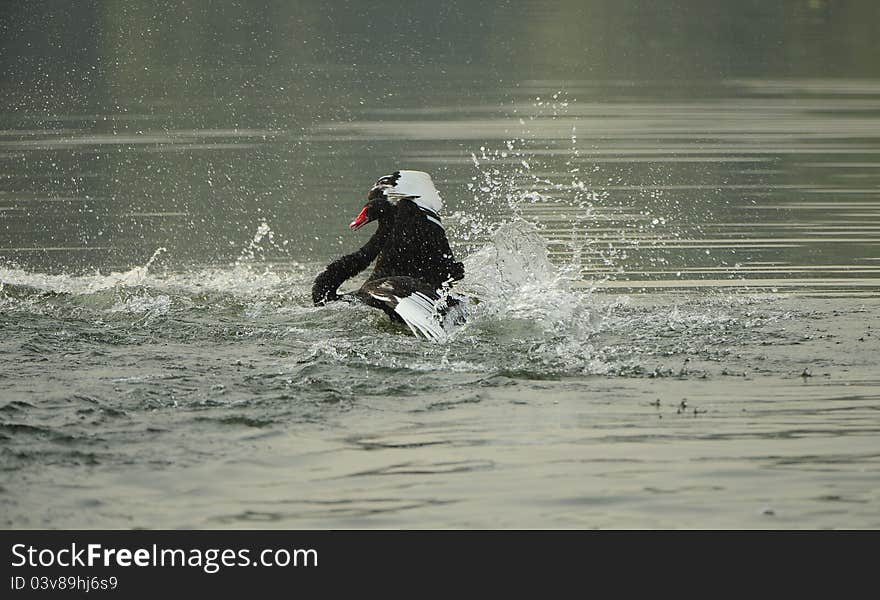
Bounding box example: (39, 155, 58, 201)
(1, 1, 879, 528)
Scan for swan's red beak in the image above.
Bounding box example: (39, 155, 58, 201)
(349, 206, 370, 231)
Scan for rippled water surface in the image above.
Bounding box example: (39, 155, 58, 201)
(2, 1, 879, 528)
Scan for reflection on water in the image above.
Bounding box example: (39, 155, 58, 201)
(1, 1, 879, 529)
(4, 78, 880, 294)
(2, 0, 879, 293)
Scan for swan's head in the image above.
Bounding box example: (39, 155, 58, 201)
(349, 170, 443, 230)
(349, 195, 394, 231)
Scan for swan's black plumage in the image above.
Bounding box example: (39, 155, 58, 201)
(311, 198, 395, 305)
(311, 172, 465, 333)
(370, 198, 463, 288)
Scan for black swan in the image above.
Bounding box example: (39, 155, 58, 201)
(312, 170, 466, 340)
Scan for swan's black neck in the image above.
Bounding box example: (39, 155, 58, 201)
(311, 208, 397, 305)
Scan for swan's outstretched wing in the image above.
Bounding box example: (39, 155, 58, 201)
(358, 277, 466, 343)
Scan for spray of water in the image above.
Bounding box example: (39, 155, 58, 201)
(439, 92, 615, 350)
(0, 221, 304, 307)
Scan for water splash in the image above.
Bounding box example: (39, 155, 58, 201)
(235, 222, 273, 266)
(0, 247, 166, 296)
(0, 223, 310, 315)
(455, 218, 603, 361)
(113, 247, 167, 287)
(463, 219, 558, 297)
(108, 292, 172, 316)
(439, 92, 614, 348)
(450, 90, 684, 285)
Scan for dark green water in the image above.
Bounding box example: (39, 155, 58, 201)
(2, 1, 879, 528)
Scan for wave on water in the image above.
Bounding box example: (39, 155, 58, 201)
(0, 212, 613, 377)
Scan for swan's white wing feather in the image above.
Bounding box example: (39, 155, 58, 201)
(392, 292, 447, 342)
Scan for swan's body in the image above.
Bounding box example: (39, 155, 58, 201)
(312, 170, 465, 341)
